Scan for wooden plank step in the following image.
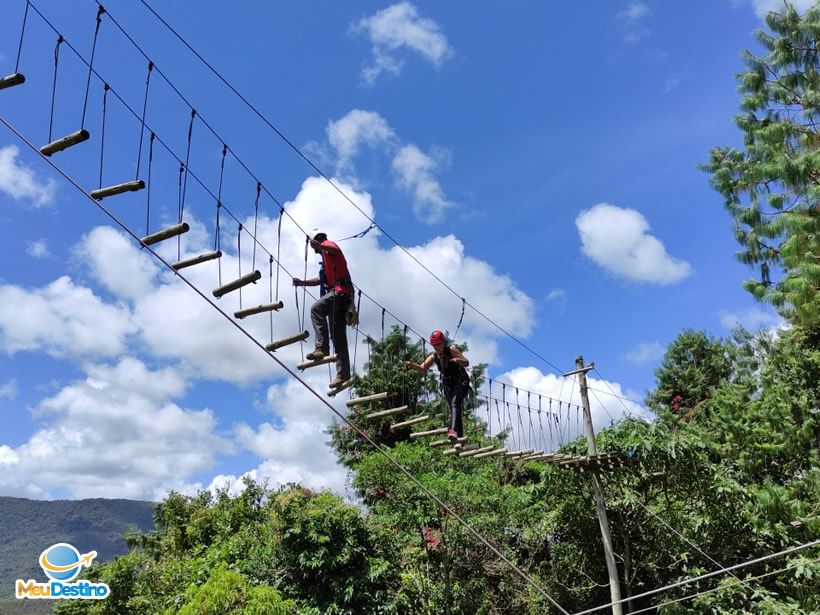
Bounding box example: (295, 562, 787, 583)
(297, 355, 337, 370)
(473, 447, 508, 459)
(460, 445, 496, 458)
(429, 437, 467, 448)
(410, 427, 449, 439)
(443, 443, 478, 456)
(364, 405, 408, 420)
(390, 415, 430, 431)
(346, 392, 389, 407)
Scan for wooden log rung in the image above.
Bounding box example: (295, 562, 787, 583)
(520, 451, 547, 461)
(40, 129, 90, 156)
(429, 437, 467, 448)
(90, 180, 145, 200)
(327, 379, 354, 397)
(266, 330, 309, 352)
(443, 443, 478, 456)
(460, 445, 496, 458)
(171, 250, 222, 271)
(507, 449, 535, 458)
(389, 415, 430, 431)
(297, 355, 336, 370)
(234, 301, 284, 319)
(0, 73, 25, 91)
(410, 427, 449, 439)
(141, 222, 190, 246)
(364, 405, 408, 420)
(346, 392, 389, 407)
(474, 447, 508, 459)
(213, 270, 261, 298)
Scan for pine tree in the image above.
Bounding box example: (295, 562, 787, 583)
(703, 3, 820, 328)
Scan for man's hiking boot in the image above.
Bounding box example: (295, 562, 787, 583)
(306, 349, 327, 361)
(329, 375, 351, 388)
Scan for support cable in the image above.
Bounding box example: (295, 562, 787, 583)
(97, 83, 108, 189)
(80, 5, 104, 130)
(47, 35, 63, 143)
(134, 61, 153, 180)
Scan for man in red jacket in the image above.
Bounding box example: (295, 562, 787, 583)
(292, 231, 353, 387)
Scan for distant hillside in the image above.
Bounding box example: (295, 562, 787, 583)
(0, 497, 155, 600)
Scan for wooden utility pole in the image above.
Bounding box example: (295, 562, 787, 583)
(564, 356, 623, 615)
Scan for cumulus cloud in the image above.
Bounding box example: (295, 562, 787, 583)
(624, 341, 665, 364)
(353, 2, 452, 85)
(328, 110, 397, 175)
(718, 306, 784, 330)
(576, 203, 692, 284)
(0, 144, 56, 207)
(26, 239, 50, 258)
(326, 110, 453, 223)
(490, 367, 653, 451)
(392, 144, 453, 223)
(617, 2, 651, 42)
(0, 276, 136, 358)
(0, 358, 230, 499)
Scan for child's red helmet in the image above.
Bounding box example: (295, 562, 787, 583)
(429, 330, 445, 345)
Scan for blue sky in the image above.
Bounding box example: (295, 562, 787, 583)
(0, 0, 806, 501)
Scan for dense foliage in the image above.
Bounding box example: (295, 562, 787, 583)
(703, 3, 820, 327)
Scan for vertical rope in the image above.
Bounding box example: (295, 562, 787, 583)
(145, 132, 154, 235)
(179, 109, 196, 223)
(351, 289, 362, 374)
(268, 256, 274, 344)
(14, 1, 31, 73)
(215, 144, 227, 287)
(97, 84, 109, 189)
(452, 297, 466, 341)
(80, 6, 104, 130)
(237, 223, 243, 308)
(381, 308, 385, 341)
(135, 61, 153, 180)
(527, 392, 534, 450)
(251, 182, 261, 271)
(47, 36, 63, 143)
(548, 399, 554, 450)
(176, 163, 184, 260)
(275, 207, 283, 302)
(515, 388, 525, 451)
(538, 396, 545, 452)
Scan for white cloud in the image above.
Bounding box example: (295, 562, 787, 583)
(744, 0, 816, 19)
(353, 2, 452, 85)
(617, 2, 651, 42)
(326, 111, 453, 223)
(26, 239, 50, 258)
(718, 306, 784, 330)
(327, 110, 397, 175)
(0, 144, 56, 207)
(0, 276, 136, 358)
(576, 203, 692, 285)
(0, 378, 17, 399)
(392, 144, 453, 223)
(0, 358, 230, 499)
(545, 288, 566, 303)
(624, 341, 665, 364)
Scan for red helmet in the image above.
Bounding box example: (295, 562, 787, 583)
(429, 330, 445, 345)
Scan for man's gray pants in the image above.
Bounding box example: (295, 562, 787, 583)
(311, 291, 351, 379)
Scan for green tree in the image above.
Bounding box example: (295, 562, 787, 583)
(703, 3, 820, 328)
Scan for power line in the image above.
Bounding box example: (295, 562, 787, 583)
(572, 539, 820, 615)
(0, 113, 569, 615)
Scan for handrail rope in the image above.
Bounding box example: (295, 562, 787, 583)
(0, 116, 569, 615)
(145, 132, 154, 235)
(14, 0, 31, 74)
(80, 5, 104, 130)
